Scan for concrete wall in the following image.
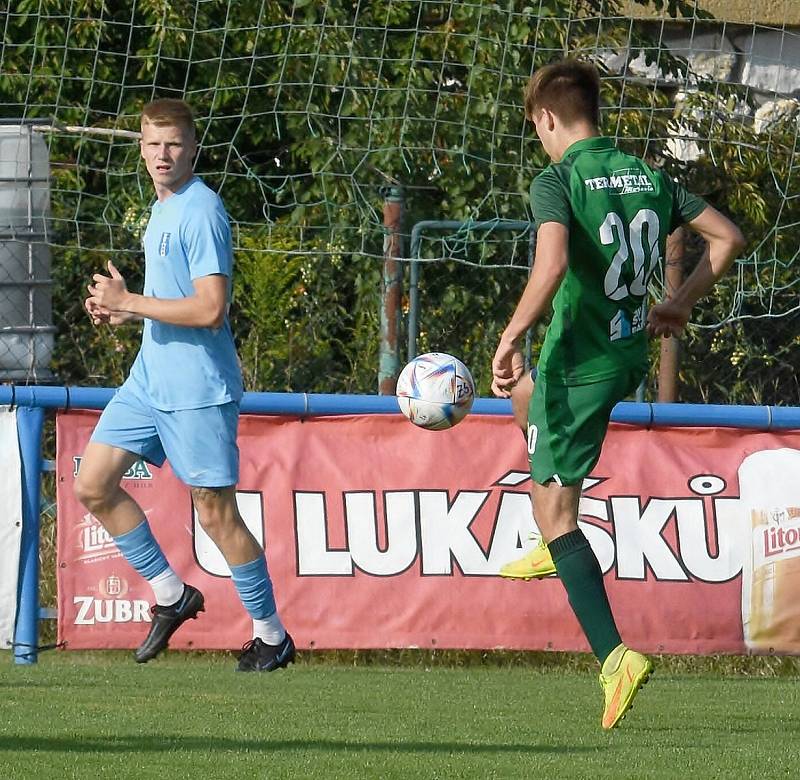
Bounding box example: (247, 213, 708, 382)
(624, 0, 800, 26)
(609, 13, 800, 102)
(603, 6, 800, 161)
(658, 25, 800, 98)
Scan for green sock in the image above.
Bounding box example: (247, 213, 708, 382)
(549, 529, 621, 665)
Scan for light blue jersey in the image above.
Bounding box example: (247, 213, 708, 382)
(127, 176, 243, 410)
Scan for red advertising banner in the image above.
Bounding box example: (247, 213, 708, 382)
(56, 409, 800, 655)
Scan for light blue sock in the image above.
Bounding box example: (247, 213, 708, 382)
(112, 520, 170, 581)
(230, 556, 276, 620)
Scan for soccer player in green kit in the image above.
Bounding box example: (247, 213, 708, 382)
(491, 60, 744, 729)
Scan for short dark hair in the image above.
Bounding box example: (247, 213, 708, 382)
(523, 60, 600, 127)
(141, 98, 196, 137)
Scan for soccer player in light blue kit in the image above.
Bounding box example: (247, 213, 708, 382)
(76, 99, 294, 671)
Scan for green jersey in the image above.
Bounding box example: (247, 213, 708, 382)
(530, 136, 706, 384)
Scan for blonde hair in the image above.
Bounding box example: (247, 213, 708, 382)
(141, 98, 196, 137)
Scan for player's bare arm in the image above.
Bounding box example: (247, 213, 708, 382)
(89, 259, 228, 329)
(491, 220, 568, 397)
(647, 206, 745, 337)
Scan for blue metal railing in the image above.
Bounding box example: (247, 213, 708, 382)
(5, 385, 800, 427)
(4, 384, 800, 664)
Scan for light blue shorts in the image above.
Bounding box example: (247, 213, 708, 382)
(90, 380, 240, 487)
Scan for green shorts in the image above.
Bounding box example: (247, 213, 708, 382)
(527, 369, 643, 486)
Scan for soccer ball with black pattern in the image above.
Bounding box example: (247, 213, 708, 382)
(396, 352, 475, 430)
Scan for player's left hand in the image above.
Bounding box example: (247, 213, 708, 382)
(491, 338, 524, 398)
(88, 260, 129, 311)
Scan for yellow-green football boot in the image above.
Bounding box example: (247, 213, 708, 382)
(499, 536, 557, 580)
(599, 644, 654, 729)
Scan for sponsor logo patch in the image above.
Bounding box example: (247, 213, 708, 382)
(584, 168, 655, 195)
(73, 576, 151, 625)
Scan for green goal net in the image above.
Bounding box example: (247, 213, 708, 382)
(1, 1, 798, 399)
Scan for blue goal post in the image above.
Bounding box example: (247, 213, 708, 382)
(3, 383, 800, 664)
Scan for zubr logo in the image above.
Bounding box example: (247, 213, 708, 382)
(292, 471, 744, 582)
(73, 576, 151, 625)
(98, 574, 128, 598)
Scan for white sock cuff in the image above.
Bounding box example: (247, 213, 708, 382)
(252, 613, 286, 645)
(149, 567, 185, 606)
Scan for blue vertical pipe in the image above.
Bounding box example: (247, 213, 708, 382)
(14, 405, 45, 665)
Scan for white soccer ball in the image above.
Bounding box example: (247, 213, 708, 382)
(396, 352, 475, 430)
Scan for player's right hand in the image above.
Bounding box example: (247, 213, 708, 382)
(491, 338, 524, 398)
(85, 295, 110, 325)
(85, 296, 133, 326)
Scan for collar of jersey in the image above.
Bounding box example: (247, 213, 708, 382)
(560, 135, 614, 161)
(152, 175, 198, 212)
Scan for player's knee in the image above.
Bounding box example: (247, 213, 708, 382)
(73, 474, 113, 514)
(191, 486, 240, 540)
(195, 510, 241, 543)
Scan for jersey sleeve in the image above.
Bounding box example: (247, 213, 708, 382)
(530, 167, 571, 229)
(664, 175, 707, 231)
(181, 199, 234, 280)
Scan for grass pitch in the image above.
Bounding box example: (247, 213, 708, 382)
(1, 651, 799, 780)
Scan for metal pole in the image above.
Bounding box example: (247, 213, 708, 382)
(378, 186, 404, 394)
(658, 227, 685, 402)
(407, 266, 419, 361)
(14, 405, 45, 664)
(407, 235, 421, 362)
